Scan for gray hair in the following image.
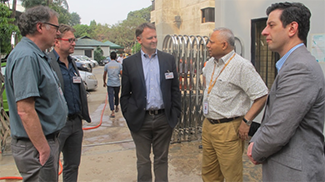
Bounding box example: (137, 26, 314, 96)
(18, 5, 59, 36)
(135, 22, 156, 38)
(213, 27, 235, 48)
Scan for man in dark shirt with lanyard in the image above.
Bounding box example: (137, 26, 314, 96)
(48, 24, 91, 182)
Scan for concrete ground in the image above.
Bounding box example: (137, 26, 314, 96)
(0, 66, 261, 182)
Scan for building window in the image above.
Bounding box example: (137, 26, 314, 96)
(152, 0, 155, 11)
(251, 18, 279, 89)
(201, 7, 215, 23)
(85, 50, 92, 58)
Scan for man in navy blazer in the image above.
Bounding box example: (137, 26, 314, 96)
(247, 2, 325, 181)
(120, 23, 181, 182)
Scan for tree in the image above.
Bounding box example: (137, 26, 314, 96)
(0, 3, 20, 54)
(72, 5, 152, 53)
(21, 0, 68, 9)
(69, 12, 80, 26)
(94, 46, 105, 61)
(73, 24, 93, 38)
(108, 6, 151, 52)
(49, 2, 71, 24)
(21, 0, 46, 8)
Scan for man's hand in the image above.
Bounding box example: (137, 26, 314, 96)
(247, 142, 259, 165)
(17, 97, 51, 166)
(39, 145, 51, 165)
(103, 83, 106, 87)
(238, 120, 249, 140)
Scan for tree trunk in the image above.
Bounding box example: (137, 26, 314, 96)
(11, 0, 17, 19)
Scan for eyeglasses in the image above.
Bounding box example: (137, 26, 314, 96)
(57, 38, 76, 43)
(43, 22, 60, 31)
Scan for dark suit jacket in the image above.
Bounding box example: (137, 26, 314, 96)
(48, 51, 91, 123)
(120, 50, 181, 132)
(251, 46, 325, 181)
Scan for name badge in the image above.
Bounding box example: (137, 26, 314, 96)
(165, 72, 174, 79)
(203, 100, 209, 115)
(73, 76, 82, 83)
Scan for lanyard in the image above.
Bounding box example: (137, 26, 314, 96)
(207, 53, 236, 94)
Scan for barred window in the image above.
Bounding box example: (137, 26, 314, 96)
(201, 7, 215, 23)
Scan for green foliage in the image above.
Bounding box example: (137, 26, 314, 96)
(132, 42, 141, 54)
(21, 0, 46, 8)
(94, 46, 105, 61)
(72, 5, 152, 53)
(20, 0, 80, 26)
(73, 24, 93, 38)
(49, 3, 71, 24)
(0, 3, 20, 54)
(69, 12, 80, 26)
(127, 6, 151, 22)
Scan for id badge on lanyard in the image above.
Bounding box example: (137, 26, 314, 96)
(203, 99, 209, 115)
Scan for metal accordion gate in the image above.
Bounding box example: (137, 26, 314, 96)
(162, 35, 209, 143)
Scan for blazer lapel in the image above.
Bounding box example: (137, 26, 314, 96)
(158, 51, 166, 84)
(135, 52, 147, 91)
(48, 52, 64, 90)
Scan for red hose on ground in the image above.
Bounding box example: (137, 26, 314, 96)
(0, 94, 108, 180)
(82, 94, 108, 130)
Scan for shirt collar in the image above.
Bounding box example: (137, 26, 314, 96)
(276, 43, 304, 71)
(215, 50, 235, 65)
(53, 49, 72, 63)
(141, 49, 157, 58)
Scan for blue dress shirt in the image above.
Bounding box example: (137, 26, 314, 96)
(276, 43, 304, 71)
(141, 50, 164, 110)
(54, 50, 81, 115)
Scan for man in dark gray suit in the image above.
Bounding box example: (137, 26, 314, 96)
(48, 24, 91, 182)
(247, 2, 325, 181)
(120, 23, 181, 182)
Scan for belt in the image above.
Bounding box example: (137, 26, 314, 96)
(207, 116, 241, 124)
(68, 113, 80, 120)
(146, 109, 165, 115)
(15, 131, 60, 141)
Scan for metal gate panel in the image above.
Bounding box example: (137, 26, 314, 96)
(163, 35, 209, 143)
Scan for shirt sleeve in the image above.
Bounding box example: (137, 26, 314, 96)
(12, 56, 40, 102)
(238, 61, 268, 100)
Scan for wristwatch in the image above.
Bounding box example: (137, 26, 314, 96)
(243, 117, 252, 126)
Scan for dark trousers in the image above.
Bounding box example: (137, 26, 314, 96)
(58, 116, 83, 182)
(11, 136, 60, 182)
(107, 86, 120, 111)
(131, 112, 173, 182)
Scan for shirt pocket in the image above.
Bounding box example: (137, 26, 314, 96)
(213, 79, 236, 98)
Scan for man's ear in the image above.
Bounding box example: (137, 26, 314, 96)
(288, 21, 298, 38)
(222, 41, 228, 51)
(136, 36, 141, 44)
(36, 22, 43, 33)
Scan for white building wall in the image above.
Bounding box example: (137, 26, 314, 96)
(215, 0, 325, 60)
(214, 0, 325, 123)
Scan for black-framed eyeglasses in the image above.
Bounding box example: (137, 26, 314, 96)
(57, 38, 76, 43)
(43, 22, 59, 31)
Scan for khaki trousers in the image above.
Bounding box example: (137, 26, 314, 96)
(202, 117, 244, 182)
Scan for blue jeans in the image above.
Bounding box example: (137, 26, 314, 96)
(107, 86, 120, 111)
(58, 116, 83, 182)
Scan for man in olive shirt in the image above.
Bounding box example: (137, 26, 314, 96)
(5, 6, 68, 181)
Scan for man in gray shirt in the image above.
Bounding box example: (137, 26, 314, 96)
(5, 5, 68, 181)
(103, 51, 122, 118)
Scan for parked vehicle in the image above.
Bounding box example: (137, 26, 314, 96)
(80, 55, 98, 67)
(72, 56, 92, 72)
(79, 70, 98, 90)
(99, 57, 111, 66)
(73, 55, 96, 68)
